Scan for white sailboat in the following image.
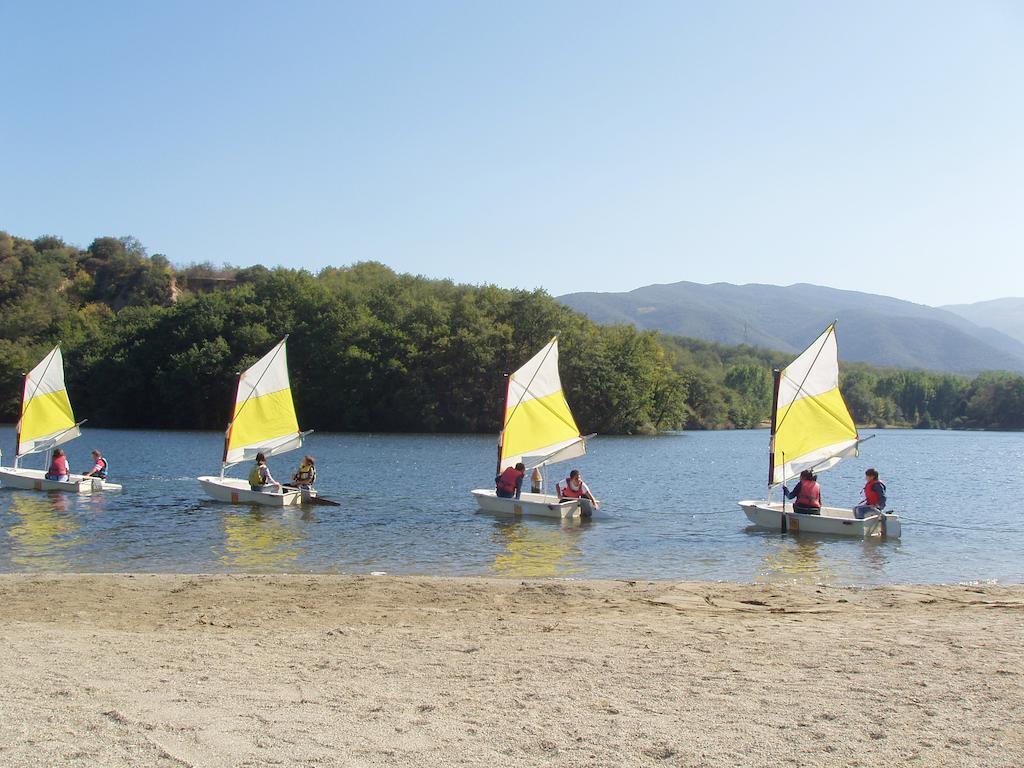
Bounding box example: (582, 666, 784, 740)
(198, 337, 315, 507)
(738, 324, 900, 538)
(471, 337, 597, 519)
(0, 346, 121, 493)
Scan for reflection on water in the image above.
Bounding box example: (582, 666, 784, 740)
(83, 492, 112, 511)
(757, 535, 832, 584)
(6, 493, 82, 571)
(0, 427, 1020, 584)
(220, 508, 307, 570)
(491, 519, 585, 578)
(859, 538, 893, 569)
(754, 531, 898, 584)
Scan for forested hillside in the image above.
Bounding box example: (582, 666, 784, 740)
(1, 231, 1022, 433)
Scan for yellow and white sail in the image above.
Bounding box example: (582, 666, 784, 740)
(223, 338, 307, 466)
(498, 337, 585, 471)
(770, 323, 859, 485)
(16, 346, 81, 458)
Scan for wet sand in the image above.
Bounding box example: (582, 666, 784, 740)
(0, 574, 1021, 767)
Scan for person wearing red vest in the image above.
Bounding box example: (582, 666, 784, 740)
(557, 469, 599, 515)
(853, 468, 887, 519)
(783, 469, 821, 514)
(495, 462, 526, 499)
(82, 449, 108, 480)
(45, 448, 70, 481)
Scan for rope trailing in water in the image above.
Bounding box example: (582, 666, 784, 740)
(681, 510, 1024, 531)
(897, 514, 1024, 534)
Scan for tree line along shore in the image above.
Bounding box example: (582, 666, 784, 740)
(2, 231, 1022, 433)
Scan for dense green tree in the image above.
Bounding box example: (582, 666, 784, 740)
(0, 229, 1021, 434)
(723, 364, 773, 428)
(963, 372, 1024, 429)
(81, 236, 174, 309)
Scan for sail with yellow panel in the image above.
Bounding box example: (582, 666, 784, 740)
(768, 323, 859, 485)
(15, 346, 82, 464)
(497, 337, 586, 472)
(221, 337, 309, 472)
(472, 336, 597, 519)
(739, 322, 900, 537)
(198, 337, 314, 506)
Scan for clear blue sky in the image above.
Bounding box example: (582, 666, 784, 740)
(2, 1, 1021, 306)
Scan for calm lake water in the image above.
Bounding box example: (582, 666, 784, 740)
(0, 427, 1021, 585)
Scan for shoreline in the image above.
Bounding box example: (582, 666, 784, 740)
(1, 574, 1022, 767)
(1, 569, 1020, 587)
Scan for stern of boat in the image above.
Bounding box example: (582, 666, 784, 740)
(882, 513, 901, 538)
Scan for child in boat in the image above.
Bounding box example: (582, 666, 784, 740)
(783, 469, 821, 515)
(853, 468, 887, 519)
(557, 469, 600, 514)
(45, 448, 69, 481)
(81, 449, 108, 480)
(495, 463, 526, 499)
(292, 455, 316, 489)
(248, 452, 282, 493)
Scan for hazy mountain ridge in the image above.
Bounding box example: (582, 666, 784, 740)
(559, 282, 1024, 374)
(941, 298, 1024, 347)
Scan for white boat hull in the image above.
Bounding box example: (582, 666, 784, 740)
(471, 489, 594, 519)
(198, 476, 312, 507)
(0, 467, 121, 494)
(739, 501, 901, 538)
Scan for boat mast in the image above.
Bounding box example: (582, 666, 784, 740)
(767, 367, 781, 488)
(220, 372, 242, 478)
(12, 368, 27, 469)
(495, 373, 510, 477)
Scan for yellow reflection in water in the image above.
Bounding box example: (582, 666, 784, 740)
(757, 537, 833, 584)
(491, 519, 584, 578)
(6, 492, 82, 571)
(221, 509, 305, 570)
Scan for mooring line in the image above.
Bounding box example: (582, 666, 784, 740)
(897, 515, 1024, 534)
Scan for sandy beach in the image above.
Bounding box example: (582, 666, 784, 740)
(0, 575, 1020, 767)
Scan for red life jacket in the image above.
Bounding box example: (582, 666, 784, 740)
(864, 479, 884, 507)
(560, 477, 584, 498)
(49, 455, 68, 476)
(496, 466, 524, 494)
(796, 480, 821, 508)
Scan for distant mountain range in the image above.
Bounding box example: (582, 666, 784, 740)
(558, 282, 1024, 374)
(941, 298, 1024, 346)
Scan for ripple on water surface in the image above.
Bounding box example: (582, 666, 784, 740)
(0, 428, 1021, 585)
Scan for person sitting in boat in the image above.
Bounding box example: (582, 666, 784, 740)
(853, 468, 886, 519)
(81, 449, 108, 480)
(248, 452, 282, 493)
(291, 455, 316, 489)
(557, 469, 599, 511)
(45, 448, 70, 481)
(495, 462, 526, 499)
(783, 469, 821, 515)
